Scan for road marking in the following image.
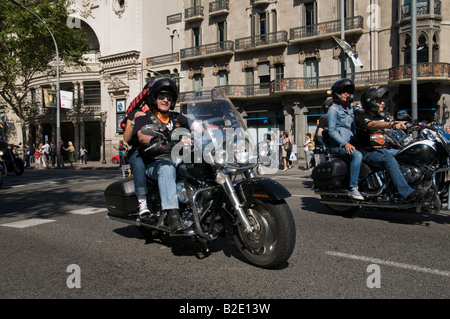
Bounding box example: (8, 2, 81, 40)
(68, 207, 106, 215)
(0, 218, 56, 229)
(325, 251, 450, 278)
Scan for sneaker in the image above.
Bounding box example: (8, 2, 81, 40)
(138, 199, 150, 216)
(348, 187, 364, 200)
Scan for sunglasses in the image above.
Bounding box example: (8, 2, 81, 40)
(157, 94, 174, 102)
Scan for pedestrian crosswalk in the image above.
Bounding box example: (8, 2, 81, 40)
(0, 207, 106, 229)
(0, 218, 57, 229)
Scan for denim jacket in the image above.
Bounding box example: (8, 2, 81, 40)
(327, 103, 355, 148)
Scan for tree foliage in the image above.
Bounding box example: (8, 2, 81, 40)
(0, 0, 90, 125)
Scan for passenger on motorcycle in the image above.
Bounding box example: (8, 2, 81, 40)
(131, 78, 190, 232)
(123, 81, 152, 216)
(327, 79, 364, 200)
(312, 97, 332, 166)
(354, 86, 421, 202)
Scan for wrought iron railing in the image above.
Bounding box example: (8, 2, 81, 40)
(209, 0, 229, 14)
(235, 31, 288, 51)
(289, 16, 363, 41)
(389, 62, 450, 81)
(185, 6, 204, 20)
(146, 53, 180, 66)
(401, 0, 441, 19)
(180, 41, 234, 60)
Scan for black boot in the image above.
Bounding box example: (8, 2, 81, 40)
(165, 209, 184, 232)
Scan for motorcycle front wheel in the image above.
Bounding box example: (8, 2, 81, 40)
(233, 199, 296, 269)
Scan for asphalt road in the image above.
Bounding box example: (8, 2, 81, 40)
(0, 165, 449, 305)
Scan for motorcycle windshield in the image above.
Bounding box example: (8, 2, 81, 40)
(185, 88, 256, 167)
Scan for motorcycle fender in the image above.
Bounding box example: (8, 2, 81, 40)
(234, 177, 291, 204)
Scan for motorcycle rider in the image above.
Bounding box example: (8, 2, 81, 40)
(131, 78, 189, 232)
(355, 86, 421, 202)
(327, 79, 364, 200)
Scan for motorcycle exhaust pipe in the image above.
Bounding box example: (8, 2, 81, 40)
(319, 200, 420, 210)
(107, 212, 197, 237)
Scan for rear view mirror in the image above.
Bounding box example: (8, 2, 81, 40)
(140, 124, 166, 138)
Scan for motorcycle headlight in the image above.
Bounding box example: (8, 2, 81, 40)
(258, 143, 269, 157)
(0, 150, 3, 156)
(235, 150, 249, 164)
(214, 149, 227, 165)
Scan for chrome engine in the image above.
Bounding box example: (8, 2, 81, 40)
(399, 165, 424, 183)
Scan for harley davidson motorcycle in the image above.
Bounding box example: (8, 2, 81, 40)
(0, 141, 24, 176)
(0, 150, 5, 189)
(312, 111, 450, 215)
(105, 89, 296, 269)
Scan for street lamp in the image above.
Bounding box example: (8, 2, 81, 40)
(9, 0, 61, 144)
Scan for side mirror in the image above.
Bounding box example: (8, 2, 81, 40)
(140, 124, 165, 137)
(397, 110, 411, 120)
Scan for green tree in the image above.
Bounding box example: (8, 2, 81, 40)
(0, 0, 90, 143)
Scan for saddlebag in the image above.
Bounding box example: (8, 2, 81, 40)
(104, 178, 138, 215)
(311, 158, 348, 189)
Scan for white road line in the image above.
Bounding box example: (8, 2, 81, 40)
(68, 207, 106, 215)
(325, 251, 450, 278)
(0, 218, 56, 229)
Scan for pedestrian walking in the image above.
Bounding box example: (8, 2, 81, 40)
(64, 141, 75, 167)
(79, 145, 88, 164)
(57, 140, 65, 168)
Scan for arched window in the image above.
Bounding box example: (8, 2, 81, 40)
(432, 33, 439, 62)
(417, 33, 429, 63)
(403, 34, 411, 65)
(81, 21, 100, 52)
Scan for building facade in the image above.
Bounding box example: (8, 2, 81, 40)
(2, 0, 450, 162)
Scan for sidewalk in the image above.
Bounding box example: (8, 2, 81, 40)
(27, 160, 118, 170)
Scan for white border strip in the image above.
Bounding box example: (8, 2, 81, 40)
(326, 251, 450, 277)
(68, 208, 106, 215)
(0, 218, 56, 229)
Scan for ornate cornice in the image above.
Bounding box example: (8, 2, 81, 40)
(98, 50, 141, 70)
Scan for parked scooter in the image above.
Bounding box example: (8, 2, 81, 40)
(105, 89, 296, 269)
(312, 111, 450, 215)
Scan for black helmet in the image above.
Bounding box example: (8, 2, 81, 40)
(321, 97, 333, 114)
(331, 79, 355, 104)
(145, 77, 179, 110)
(361, 86, 389, 113)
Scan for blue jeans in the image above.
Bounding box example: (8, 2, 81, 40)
(363, 148, 414, 199)
(129, 148, 147, 196)
(330, 146, 363, 189)
(145, 160, 178, 211)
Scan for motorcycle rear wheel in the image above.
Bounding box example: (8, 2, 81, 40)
(321, 196, 359, 217)
(13, 158, 24, 176)
(233, 199, 295, 269)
